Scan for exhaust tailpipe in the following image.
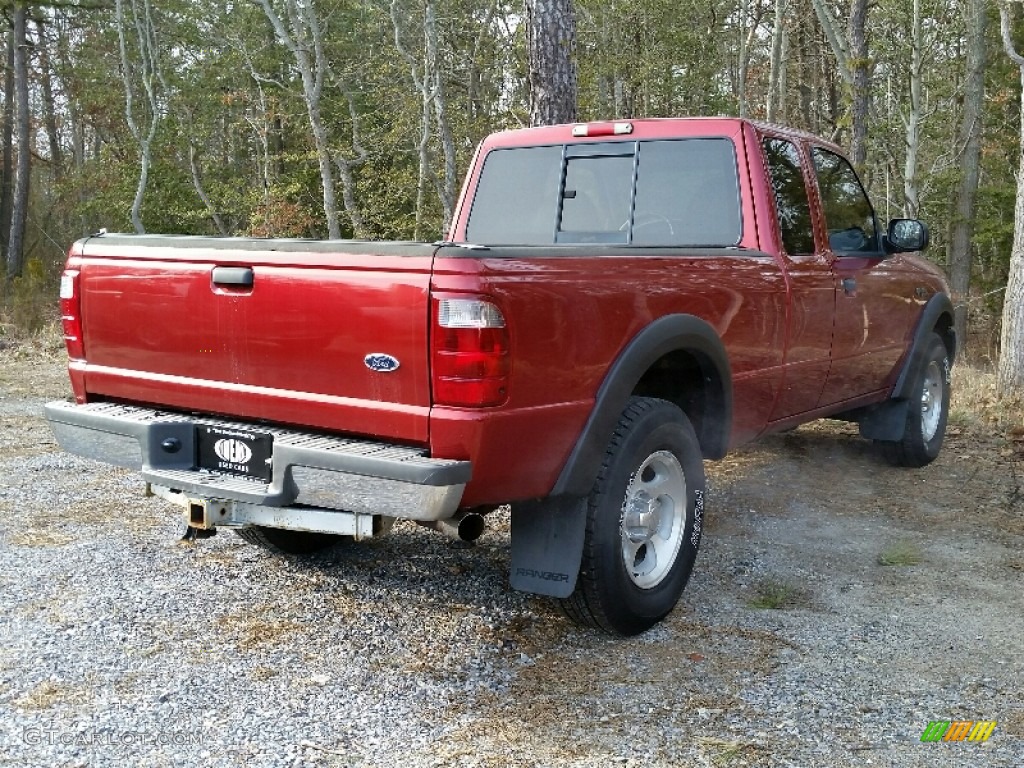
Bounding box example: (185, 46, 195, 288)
(420, 511, 486, 542)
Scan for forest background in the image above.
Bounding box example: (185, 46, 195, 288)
(0, 0, 1019, 375)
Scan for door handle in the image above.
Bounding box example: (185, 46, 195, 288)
(842, 277, 857, 296)
(212, 267, 254, 287)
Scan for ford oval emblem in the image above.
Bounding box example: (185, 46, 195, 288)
(364, 353, 401, 373)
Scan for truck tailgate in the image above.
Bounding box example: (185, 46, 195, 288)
(73, 236, 436, 443)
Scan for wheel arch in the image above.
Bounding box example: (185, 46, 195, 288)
(892, 292, 956, 400)
(859, 293, 955, 442)
(551, 314, 732, 498)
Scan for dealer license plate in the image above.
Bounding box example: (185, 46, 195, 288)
(196, 425, 273, 482)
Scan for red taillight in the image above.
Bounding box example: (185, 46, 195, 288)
(432, 297, 510, 407)
(60, 270, 85, 360)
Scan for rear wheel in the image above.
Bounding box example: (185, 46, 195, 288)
(876, 332, 950, 467)
(562, 396, 706, 636)
(234, 526, 348, 555)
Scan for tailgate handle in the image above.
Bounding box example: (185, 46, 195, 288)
(212, 267, 254, 287)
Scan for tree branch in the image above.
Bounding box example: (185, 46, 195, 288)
(1000, 1, 1024, 67)
(810, 0, 852, 83)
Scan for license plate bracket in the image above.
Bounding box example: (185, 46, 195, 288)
(196, 425, 273, 482)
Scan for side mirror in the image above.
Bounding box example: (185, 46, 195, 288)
(886, 219, 929, 253)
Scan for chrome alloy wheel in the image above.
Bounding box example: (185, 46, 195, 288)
(920, 359, 944, 442)
(619, 450, 687, 589)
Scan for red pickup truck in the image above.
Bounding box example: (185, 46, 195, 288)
(46, 117, 955, 635)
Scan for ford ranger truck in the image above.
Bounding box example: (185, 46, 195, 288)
(46, 117, 955, 635)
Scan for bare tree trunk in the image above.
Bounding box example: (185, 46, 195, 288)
(189, 142, 230, 236)
(948, 0, 986, 349)
(55, 10, 87, 236)
(998, 3, 1024, 397)
(846, 0, 870, 170)
(902, 0, 923, 219)
(6, 4, 30, 282)
(810, 0, 851, 82)
(778, 22, 789, 123)
(525, 0, 578, 126)
(391, 0, 434, 240)
(116, 0, 166, 235)
(999, 71, 1024, 396)
(426, 3, 456, 229)
(238, 59, 272, 204)
(333, 155, 365, 237)
(56, 14, 84, 171)
(795, 17, 813, 130)
(766, 0, 786, 123)
(736, 0, 762, 119)
(259, 0, 342, 239)
(0, 26, 14, 261)
(467, 0, 499, 121)
(738, 0, 749, 118)
(811, 0, 871, 168)
(232, 33, 281, 209)
(35, 18, 63, 181)
(332, 85, 368, 238)
(390, 0, 456, 235)
(263, 26, 285, 182)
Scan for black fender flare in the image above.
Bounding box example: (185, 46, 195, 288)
(892, 292, 956, 399)
(859, 292, 955, 441)
(550, 314, 732, 498)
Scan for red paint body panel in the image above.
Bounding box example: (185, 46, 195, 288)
(768, 251, 835, 419)
(64, 118, 952, 509)
(74, 240, 435, 443)
(820, 254, 929, 406)
(428, 251, 789, 505)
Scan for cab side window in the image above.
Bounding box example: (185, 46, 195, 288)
(762, 138, 815, 255)
(811, 147, 879, 254)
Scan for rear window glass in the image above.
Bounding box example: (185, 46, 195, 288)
(558, 149, 634, 243)
(633, 140, 741, 246)
(464, 145, 563, 245)
(465, 138, 741, 247)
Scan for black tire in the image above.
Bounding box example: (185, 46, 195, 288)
(876, 331, 951, 468)
(234, 526, 347, 555)
(562, 396, 706, 636)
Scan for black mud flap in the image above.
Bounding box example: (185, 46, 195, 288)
(509, 496, 588, 598)
(858, 399, 910, 441)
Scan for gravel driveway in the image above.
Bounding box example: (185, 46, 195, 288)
(1, 347, 1021, 767)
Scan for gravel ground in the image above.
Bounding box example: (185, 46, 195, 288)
(0, 346, 1022, 767)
